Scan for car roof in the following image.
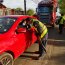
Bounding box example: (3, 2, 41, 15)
(0, 15, 30, 18)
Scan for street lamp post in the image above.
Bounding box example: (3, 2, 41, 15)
(24, 0, 26, 15)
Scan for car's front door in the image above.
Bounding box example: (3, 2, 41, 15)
(13, 20, 33, 55)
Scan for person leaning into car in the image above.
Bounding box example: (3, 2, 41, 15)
(25, 18, 48, 60)
(33, 20, 48, 60)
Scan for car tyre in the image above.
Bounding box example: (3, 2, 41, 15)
(0, 52, 13, 65)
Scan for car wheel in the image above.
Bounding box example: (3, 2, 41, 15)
(0, 52, 13, 65)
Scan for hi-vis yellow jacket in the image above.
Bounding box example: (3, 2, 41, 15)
(59, 15, 65, 24)
(32, 19, 48, 38)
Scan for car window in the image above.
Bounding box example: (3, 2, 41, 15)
(17, 19, 26, 29)
(0, 17, 17, 33)
(25, 18, 33, 30)
(17, 18, 35, 30)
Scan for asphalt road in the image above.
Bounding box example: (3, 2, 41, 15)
(14, 27, 65, 65)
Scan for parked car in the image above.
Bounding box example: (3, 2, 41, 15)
(0, 15, 38, 65)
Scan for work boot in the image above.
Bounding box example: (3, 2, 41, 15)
(38, 51, 46, 60)
(32, 54, 45, 60)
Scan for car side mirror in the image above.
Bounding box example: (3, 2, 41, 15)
(16, 28, 26, 33)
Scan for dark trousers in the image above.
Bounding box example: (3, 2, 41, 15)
(39, 33, 48, 57)
(59, 24, 64, 34)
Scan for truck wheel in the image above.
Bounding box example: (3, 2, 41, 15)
(0, 52, 13, 65)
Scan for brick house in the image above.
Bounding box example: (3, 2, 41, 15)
(0, 3, 6, 16)
(0, 3, 16, 15)
(0, 3, 24, 15)
(6, 9, 25, 15)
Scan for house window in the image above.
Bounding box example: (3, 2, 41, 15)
(0, 9, 3, 15)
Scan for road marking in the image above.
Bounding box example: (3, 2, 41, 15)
(48, 39, 65, 42)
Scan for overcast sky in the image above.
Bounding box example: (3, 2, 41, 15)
(3, 0, 41, 10)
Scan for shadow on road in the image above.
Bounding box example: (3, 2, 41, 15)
(24, 51, 39, 54)
(20, 55, 38, 59)
(20, 51, 39, 60)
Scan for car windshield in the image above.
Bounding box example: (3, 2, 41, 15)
(0, 17, 17, 33)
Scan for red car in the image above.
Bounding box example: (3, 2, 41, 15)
(0, 15, 37, 65)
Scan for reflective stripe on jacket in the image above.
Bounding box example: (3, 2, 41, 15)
(33, 19, 48, 38)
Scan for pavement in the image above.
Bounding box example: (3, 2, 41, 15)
(14, 27, 65, 65)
